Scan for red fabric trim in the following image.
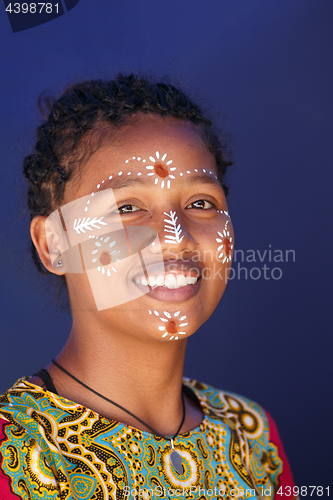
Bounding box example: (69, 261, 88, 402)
(0, 418, 21, 499)
(263, 408, 296, 499)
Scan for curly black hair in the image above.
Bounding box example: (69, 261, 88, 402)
(23, 73, 233, 304)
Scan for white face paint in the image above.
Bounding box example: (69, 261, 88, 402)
(57, 151, 223, 312)
(81, 226, 162, 310)
(148, 309, 188, 341)
(87, 152, 218, 196)
(85, 150, 218, 205)
(216, 215, 233, 263)
(164, 211, 184, 245)
(90, 236, 120, 276)
(145, 151, 176, 189)
(45, 189, 164, 311)
(73, 216, 107, 235)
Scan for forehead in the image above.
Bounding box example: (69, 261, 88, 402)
(115, 115, 208, 154)
(67, 115, 219, 200)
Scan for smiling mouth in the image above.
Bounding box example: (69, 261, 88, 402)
(134, 273, 200, 289)
(132, 259, 202, 291)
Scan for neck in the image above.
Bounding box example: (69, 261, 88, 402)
(45, 313, 194, 436)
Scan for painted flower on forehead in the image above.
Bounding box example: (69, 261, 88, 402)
(91, 235, 121, 276)
(145, 151, 176, 189)
(216, 228, 233, 263)
(148, 309, 188, 341)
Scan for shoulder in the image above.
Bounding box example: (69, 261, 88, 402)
(0, 377, 51, 442)
(0, 379, 61, 498)
(0, 377, 38, 436)
(184, 377, 285, 445)
(184, 378, 296, 493)
(183, 377, 268, 427)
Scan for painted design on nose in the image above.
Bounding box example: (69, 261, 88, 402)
(145, 151, 176, 189)
(91, 236, 121, 276)
(73, 216, 107, 234)
(216, 222, 233, 263)
(164, 211, 184, 244)
(148, 309, 188, 340)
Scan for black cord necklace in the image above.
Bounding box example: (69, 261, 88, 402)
(51, 359, 185, 475)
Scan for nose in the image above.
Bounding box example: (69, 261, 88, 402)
(149, 209, 196, 256)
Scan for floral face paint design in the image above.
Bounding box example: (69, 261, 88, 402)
(145, 151, 176, 189)
(85, 152, 219, 213)
(216, 216, 233, 263)
(83, 226, 162, 311)
(91, 236, 121, 276)
(148, 309, 188, 340)
(45, 189, 164, 310)
(164, 211, 184, 245)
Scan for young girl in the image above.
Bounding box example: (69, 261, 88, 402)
(0, 74, 296, 499)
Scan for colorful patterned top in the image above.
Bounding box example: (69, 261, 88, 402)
(0, 377, 295, 499)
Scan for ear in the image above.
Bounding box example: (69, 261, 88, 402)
(30, 215, 66, 275)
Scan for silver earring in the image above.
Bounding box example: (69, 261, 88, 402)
(56, 260, 62, 267)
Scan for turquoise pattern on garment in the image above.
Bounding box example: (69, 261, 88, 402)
(70, 474, 97, 499)
(0, 378, 283, 499)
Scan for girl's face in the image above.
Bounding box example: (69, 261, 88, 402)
(60, 115, 234, 342)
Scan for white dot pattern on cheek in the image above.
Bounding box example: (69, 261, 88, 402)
(90, 236, 120, 275)
(148, 309, 188, 341)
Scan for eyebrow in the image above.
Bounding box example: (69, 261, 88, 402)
(109, 173, 221, 191)
(186, 174, 221, 188)
(110, 177, 151, 190)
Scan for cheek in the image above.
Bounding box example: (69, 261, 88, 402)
(196, 217, 234, 287)
(195, 217, 234, 265)
(215, 217, 234, 264)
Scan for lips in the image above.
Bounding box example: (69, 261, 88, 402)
(132, 260, 203, 302)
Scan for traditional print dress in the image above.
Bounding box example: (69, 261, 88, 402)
(0, 377, 295, 499)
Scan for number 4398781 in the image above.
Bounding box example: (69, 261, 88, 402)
(276, 486, 329, 496)
(6, 3, 59, 14)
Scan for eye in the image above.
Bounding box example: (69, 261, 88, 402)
(186, 199, 215, 210)
(113, 204, 141, 214)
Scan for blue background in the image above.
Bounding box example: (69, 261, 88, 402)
(0, 0, 331, 490)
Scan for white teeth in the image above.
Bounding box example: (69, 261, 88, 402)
(186, 276, 197, 285)
(148, 276, 156, 287)
(165, 274, 177, 288)
(155, 274, 165, 286)
(176, 274, 187, 286)
(135, 273, 199, 288)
